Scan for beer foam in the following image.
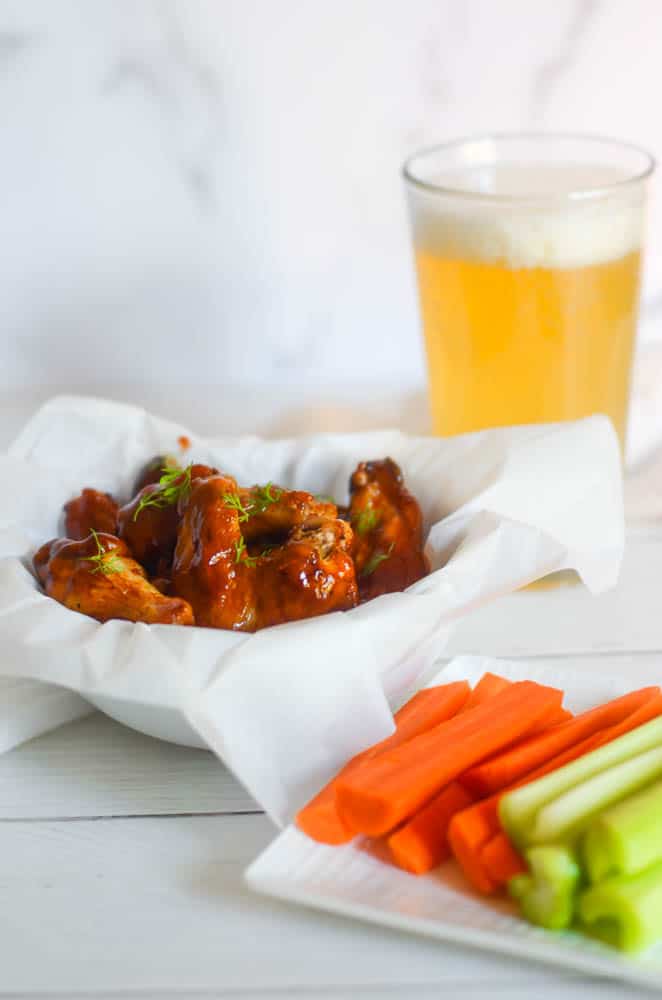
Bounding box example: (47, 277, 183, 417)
(408, 164, 646, 269)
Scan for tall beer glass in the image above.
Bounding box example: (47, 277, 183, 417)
(404, 135, 654, 450)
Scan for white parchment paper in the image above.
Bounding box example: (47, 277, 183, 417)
(0, 396, 623, 824)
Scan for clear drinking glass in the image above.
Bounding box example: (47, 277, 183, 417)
(403, 134, 655, 451)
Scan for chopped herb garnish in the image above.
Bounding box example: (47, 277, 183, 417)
(250, 482, 283, 514)
(82, 529, 125, 576)
(233, 537, 276, 566)
(224, 483, 282, 524)
(354, 507, 380, 536)
(133, 464, 193, 521)
(361, 542, 395, 578)
(223, 491, 251, 522)
(314, 493, 336, 504)
(233, 536, 259, 567)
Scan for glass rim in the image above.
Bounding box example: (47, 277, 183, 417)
(402, 132, 656, 204)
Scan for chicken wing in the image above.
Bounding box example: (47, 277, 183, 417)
(235, 484, 337, 543)
(255, 519, 358, 629)
(117, 463, 218, 576)
(349, 458, 428, 601)
(172, 476, 358, 631)
(63, 488, 119, 540)
(34, 532, 194, 625)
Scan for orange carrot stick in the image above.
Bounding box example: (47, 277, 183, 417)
(296, 681, 470, 844)
(447, 795, 501, 893)
(383, 674, 516, 875)
(525, 705, 573, 736)
(459, 673, 512, 712)
(461, 686, 660, 797)
(531, 695, 662, 778)
(591, 692, 662, 748)
(480, 832, 527, 884)
(335, 681, 563, 838)
(386, 781, 475, 874)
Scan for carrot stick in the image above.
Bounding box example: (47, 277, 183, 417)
(335, 681, 563, 838)
(459, 673, 512, 712)
(480, 832, 527, 884)
(591, 693, 662, 749)
(383, 674, 516, 874)
(461, 687, 660, 797)
(447, 795, 501, 893)
(386, 781, 475, 874)
(525, 705, 573, 735)
(537, 695, 662, 777)
(450, 692, 662, 893)
(296, 681, 470, 844)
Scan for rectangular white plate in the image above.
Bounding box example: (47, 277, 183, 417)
(246, 656, 662, 991)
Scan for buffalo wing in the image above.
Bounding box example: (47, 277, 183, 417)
(172, 476, 358, 631)
(34, 533, 194, 626)
(349, 458, 428, 601)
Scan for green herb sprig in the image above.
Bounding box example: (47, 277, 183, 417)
(223, 491, 251, 522)
(133, 465, 193, 521)
(224, 482, 283, 522)
(233, 537, 279, 567)
(354, 507, 380, 536)
(250, 482, 283, 513)
(361, 542, 394, 578)
(82, 529, 125, 576)
(233, 536, 260, 567)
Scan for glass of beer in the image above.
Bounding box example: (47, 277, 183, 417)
(404, 135, 654, 450)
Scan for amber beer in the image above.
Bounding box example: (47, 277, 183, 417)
(404, 138, 653, 450)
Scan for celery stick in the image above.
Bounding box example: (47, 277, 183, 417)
(509, 845, 581, 931)
(529, 746, 662, 845)
(500, 715, 662, 850)
(579, 859, 662, 953)
(583, 777, 662, 884)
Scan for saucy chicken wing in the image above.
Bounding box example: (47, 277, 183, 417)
(117, 463, 218, 576)
(172, 475, 358, 631)
(63, 488, 119, 540)
(349, 458, 428, 601)
(37, 449, 428, 633)
(255, 519, 357, 630)
(236, 484, 337, 543)
(34, 532, 194, 625)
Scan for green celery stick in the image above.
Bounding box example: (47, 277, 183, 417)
(500, 715, 662, 850)
(583, 777, 662, 884)
(509, 845, 581, 930)
(529, 745, 662, 844)
(579, 859, 662, 953)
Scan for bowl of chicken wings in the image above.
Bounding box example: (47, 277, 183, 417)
(34, 456, 429, 633)
(0, 397, 620, 772)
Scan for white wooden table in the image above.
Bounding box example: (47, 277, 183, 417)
(2, 391, 661, 999)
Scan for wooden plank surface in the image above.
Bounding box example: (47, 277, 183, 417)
(0, 712, 257, 820)
(0, 812, 636, 998)
(0, 984, 641, 1000)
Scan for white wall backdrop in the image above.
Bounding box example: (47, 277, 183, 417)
(1, 0, 661, 399)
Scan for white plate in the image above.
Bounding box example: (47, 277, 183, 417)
(245, 656, 662, 990)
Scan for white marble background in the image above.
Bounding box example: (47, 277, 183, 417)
(2, 0, 662, 457)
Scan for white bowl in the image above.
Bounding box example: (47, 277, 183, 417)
(86, 693, 208, 749)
